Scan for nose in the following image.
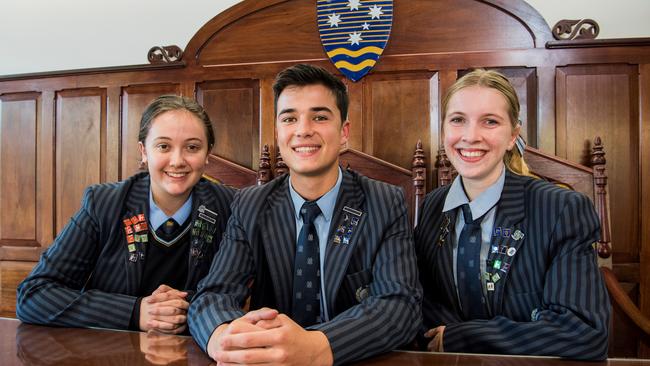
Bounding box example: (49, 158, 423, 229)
(295, 116, 314, 137)
(169, 147, 186, 167)
(461, 121, 481, 143)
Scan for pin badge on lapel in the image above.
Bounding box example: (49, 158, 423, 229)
(191, 205, 219, 259)
(198, 205, 218, 224)
(437, 214, 451, 247)
(511, 229, 525, 241)
(334, 206, 363, 245)
(124, 213, 148, 262)
(355, 286, 370, 302)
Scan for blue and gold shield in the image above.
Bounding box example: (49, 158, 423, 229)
(317, 0, 393, 82)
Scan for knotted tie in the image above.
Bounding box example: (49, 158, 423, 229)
(291, 201, 322, 327)
(156, 218, 179, 242)
(456, 204, 488, 319)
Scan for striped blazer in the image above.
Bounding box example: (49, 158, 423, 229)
(16, 172, 235, 330)
(188, 169, 422, 365)
(415, 170, 610, 360)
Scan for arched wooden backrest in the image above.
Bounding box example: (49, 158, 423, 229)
(267, 141, 426, 226)
(202, 154, 258, 188)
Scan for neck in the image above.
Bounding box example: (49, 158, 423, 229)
(153, 191, 190, 217)
(290, 166, 340, 201)
(461, 165, 504, 201)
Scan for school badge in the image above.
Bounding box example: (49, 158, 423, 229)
(317, 0, 393, 82)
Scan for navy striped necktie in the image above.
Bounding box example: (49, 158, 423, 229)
(456, 204, 488, 320)
(291, 201, 322, 327)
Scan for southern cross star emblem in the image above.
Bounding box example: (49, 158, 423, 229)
(317, 0, 394, 82)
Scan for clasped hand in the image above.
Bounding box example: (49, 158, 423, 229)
(139, 284, 189, 334)
(206, 308, 333, 366)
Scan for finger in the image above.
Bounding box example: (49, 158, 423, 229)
(424, 328, 435, 338)
(215, 347, 278, 364)
(148, 304, 188, 316)
(255, 318, 283, 329)
(427, 338, 437, 352)
(220, 328, 285, 350)
(225, 319, 267, 336)
(152, 284, 174, 295)
(147, 315, 187, 333)
(147, 297, 190, 309)
(241, 308, 279, 323)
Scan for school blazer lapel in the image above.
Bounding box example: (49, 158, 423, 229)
(435, 207, 463, 317)
(485, 171, 526, 316)
(121, 176, 150, 295)
(260, 177, 296, 313)
(184, 181, 220, 288)
(323, 170, 365, 315)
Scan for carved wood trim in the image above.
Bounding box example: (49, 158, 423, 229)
(257, 144, 272, 185)
(412, 140, 426, 224)
(591, 137, 612, 259)
(147, 45, 184, 64)
(274, 146, 289, 178)
(546, 37, 650, 49)
(0, 63, 186, 82)
(552, 19, 599, 41)
(435, 148, 454, 187)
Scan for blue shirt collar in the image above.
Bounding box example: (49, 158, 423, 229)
(148, 190, 193, 231)
(443, 165, 506, 220)
(289, 167, 343, 223)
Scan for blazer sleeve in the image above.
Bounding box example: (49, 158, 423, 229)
(187, 191, 253, 351)
(442, 192, 610, 360)
(311, 188, 423, 365)
(16, 186, 138, 329)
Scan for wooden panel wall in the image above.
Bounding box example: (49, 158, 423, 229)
(121, 83, 180, 178)
(197, 80, 260, 169)
(0, 94, 38, 247)
(556, 65, 640, 264)
(55, 89, 106, 233)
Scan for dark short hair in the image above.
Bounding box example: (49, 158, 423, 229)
(272, 64, 349, 123)
(138, 95, 215, 149)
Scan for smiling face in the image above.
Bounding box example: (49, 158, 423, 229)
(275, 84, 350, 183)
(139, 109, 209, 209)
(443, 85, 519, 191)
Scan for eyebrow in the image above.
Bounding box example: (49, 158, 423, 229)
(277, 106, 334, 115)
(151, 136, 204, 142)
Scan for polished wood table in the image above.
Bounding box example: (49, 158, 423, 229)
(2, 317, 649, 365)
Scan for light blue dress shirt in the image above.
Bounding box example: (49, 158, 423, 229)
(148, 190, 193, 231)
(289, 167, 343, 322)
(442, 166, 506, 312)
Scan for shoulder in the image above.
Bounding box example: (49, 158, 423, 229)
(346, 169, 402, 199)
(82, 172, 148, 206)
(195, 178, 236, 201)
(516, 174, 592, 207)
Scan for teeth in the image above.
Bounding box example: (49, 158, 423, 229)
(166, 172, 187, 178)
(460, 150, 485, 158)
(294, 146, 319, 153)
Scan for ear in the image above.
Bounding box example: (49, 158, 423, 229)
(507, 124, 522, 151)
(340, 120, 351, 147)
(138, 141, 147, 164)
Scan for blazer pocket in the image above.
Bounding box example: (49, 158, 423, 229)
(506, 290, 542, 321)
(343, 269, 373, 304)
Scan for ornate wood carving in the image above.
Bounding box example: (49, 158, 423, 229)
(435, 148, 454, 187)
(552, 19, 599, 41)
(147, 45, 183, 64)
(412, 140, 426, 224)
(274, 146, 289, 177)
(257, 145, 272, 185)
(591, 136, 612, 259)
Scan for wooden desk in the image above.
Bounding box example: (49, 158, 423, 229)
(2, 317, 648, 365)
